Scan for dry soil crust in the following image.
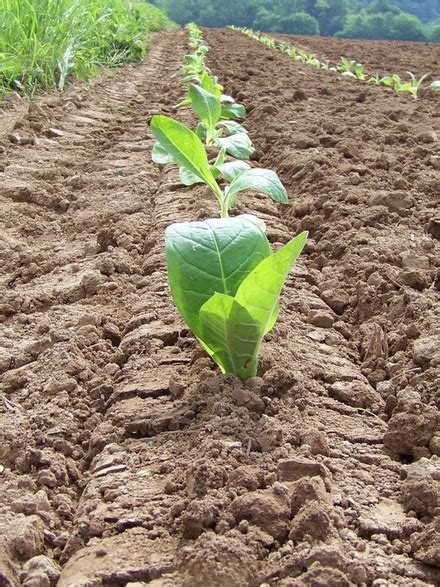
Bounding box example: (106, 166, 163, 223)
(0, 28, 439, 587)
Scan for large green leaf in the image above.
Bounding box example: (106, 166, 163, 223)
(198, 231, 308, 380)
(189, 84, 222, 135)
(215, 132, 254, 159)
(166, 216, 271, 340)
(199, 293, 261, 380)
(235, 232, 308, 335)
(150, 115, 218, 194)
(226, 168, 288, 208)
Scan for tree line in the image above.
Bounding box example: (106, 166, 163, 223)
(151, 0, 440, 41)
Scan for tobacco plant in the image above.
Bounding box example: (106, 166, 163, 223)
(149, 115, 307, 380)
(151, 115, 284, 215)
(166, 216, 307, 380)
(173, 24, 253, 162)
(150, 27, 307, 381)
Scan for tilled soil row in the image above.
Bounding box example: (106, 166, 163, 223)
(0, 29, 198, 585)
(206, 28, 440, 584)
(0, 26, 439, 587)
(269, 33, 440, 82)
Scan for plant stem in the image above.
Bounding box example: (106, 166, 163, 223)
(220, 198, 229, 218)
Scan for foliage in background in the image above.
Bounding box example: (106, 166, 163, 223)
(0, 0, 173, 98)
(152, 0, 439, 41)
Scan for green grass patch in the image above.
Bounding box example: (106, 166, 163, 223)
(0, 0, 174, 98)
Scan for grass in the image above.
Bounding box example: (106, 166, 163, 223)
(0, 0, 173, 98)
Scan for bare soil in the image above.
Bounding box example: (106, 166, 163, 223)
(0, 28, 439, 586)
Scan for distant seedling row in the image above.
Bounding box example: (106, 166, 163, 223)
(150, 24, 307, 381)
(232, 27, 440, 99)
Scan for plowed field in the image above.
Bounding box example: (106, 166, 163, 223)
(0, 28, 439, 586)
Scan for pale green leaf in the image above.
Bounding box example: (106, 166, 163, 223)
(179, 167, 203, 186)
(199, 293, 261, 380)
(215, 132, 254, 159)
(150, 115, 218, 194)
(221, 102, 246, 120)
(189, 84, 222, 134)
(226, 168, 288, 208)
(152, 142, 174, 164)
(165, 216, 271, 341)
(215, 160, 251, 182)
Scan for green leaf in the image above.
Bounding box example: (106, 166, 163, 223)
(226, 168, 288, 208)
(201, 72, 222, 96)
(216, 132, 254, 159)
(175, 97, 191, 109)
(431, 80, 440, 89)
(150, 115, 219, 194)
(179, 167, 203, 186)
(152, 142, 174, 165)
(221, 102, 246, 120)
(219, 120, 247, 135)
(199, 293, 261, 380)
(215, 160, 251, 182)
(195, 122, 207, 141)
(221, 94, 235, 103)
(213, 148, 226, 167)
(189, 84, 222, 134)
(235, 232, 308, 336)
(165, 215, 271, 340)
(198, 231, 308, 380)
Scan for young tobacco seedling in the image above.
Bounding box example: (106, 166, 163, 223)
(187, 83, 253, 159)
(150, 115, 286, 217)
(166, 216, 307, 380)
(155, 29, 308, 381)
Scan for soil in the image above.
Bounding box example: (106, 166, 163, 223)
(272, 34, 440, 80)
(0, 27, 439, 587)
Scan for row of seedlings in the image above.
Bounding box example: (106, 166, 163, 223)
(232, 26, 439, 99)
(149, 23, 308, 381)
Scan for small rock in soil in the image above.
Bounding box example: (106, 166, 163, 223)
(429, 155, 440, 169)
(411, 518, 440, 568)
(384, 402, 438, 456)
(400, 475, 440, 517)
(320, 289, 349, 315)
(278, 457, 330, 484)
(186, 460, 227, 498)
(8, 515, 45, 560)
(412, 335, 440, 366)
(182, 533, 258, 587)
(231, 490, 290, 541)
(370, 190, 413, 212)
(307, 309, 335, 328)
(289, 502, 334, 543)
(180, 498, 218, 539)
(290, 476, 330, 516)
(328, 380, 384, 410)
(22, 555, 60, 587)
